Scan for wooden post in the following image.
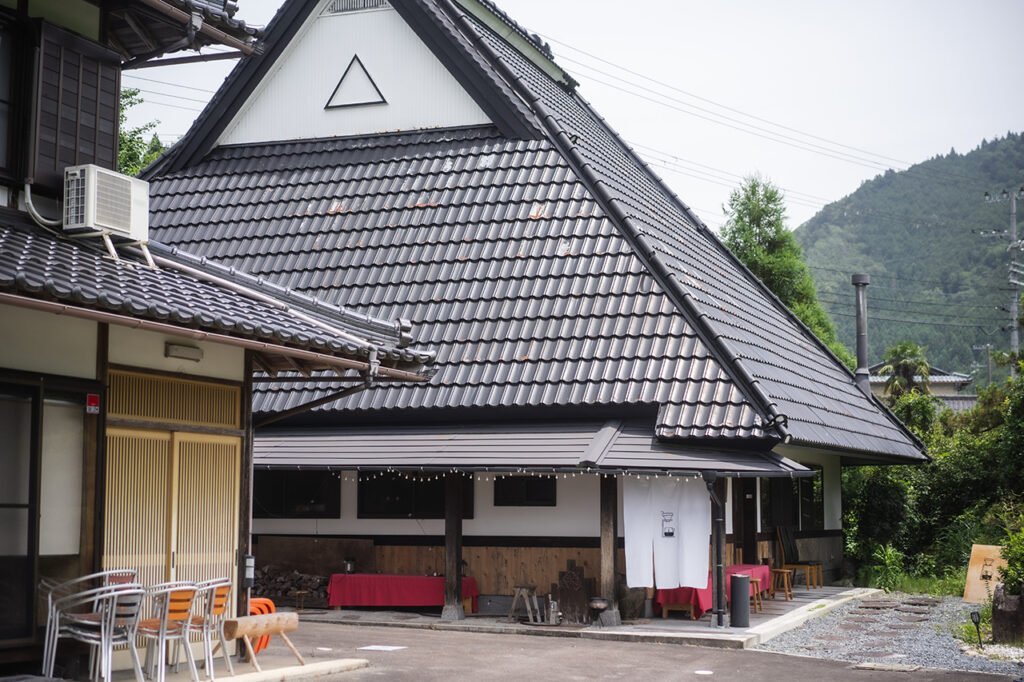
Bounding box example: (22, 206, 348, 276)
(599, 474, 621, 626)
(441, 472, 465, 620)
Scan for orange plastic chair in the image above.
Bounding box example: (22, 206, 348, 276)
(248, 598, 275, 654)
(138, 582, 199, 682)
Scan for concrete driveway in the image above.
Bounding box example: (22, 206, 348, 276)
(276, 622, 1014, 681)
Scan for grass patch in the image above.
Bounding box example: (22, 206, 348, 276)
(857, 566, 966, 596)
(809, 604, 825, 611)
(954, 601, 992, 646)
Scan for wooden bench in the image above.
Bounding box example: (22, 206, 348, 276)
(223, 612, 304, 672)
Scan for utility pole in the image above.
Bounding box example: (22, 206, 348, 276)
(972, 343, 993, 387)
(983, 187, 1023, 376)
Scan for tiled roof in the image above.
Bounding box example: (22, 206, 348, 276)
(0, 209, 433, 374)
(145, 0, 926, 461)
(151, 128, 763, 437)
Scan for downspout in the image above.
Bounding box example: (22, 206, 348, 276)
(703, 471, 726, 628)
(852, 274, 871, 397)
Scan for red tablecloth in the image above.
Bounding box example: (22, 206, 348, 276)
(327, 574, 479, 612)
(655, 563, 772, 619)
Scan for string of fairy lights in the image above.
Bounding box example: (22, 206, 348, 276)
(261, 467, 712, 484)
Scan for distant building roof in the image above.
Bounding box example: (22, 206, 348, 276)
(144, 0, 926, 463)
(867, 362, 972, 388)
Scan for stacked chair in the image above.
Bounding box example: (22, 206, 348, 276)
(42, 572, 237, 682)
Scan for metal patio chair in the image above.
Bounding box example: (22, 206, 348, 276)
(43, 583, 145, 682)
(41, 569, 137, 678)
(138, 581, 200, 682)
(175, 578, 235, 680)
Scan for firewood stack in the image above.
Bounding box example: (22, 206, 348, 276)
(253, 567, 329, 607)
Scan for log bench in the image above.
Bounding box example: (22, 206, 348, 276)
(223, 612, 305, 672)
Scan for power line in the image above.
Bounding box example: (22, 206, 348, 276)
(123, 73, 217, 94)
(819, 299, 1004, 323)
(542, 33, 913, 168)
(818, 293, 1004, 311)
(544, 34, 977, 186)
(825, 309, 1006, 332)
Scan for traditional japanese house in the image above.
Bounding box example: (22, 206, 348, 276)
(143, 0, 928, 622)
(0, 0, 434, 668)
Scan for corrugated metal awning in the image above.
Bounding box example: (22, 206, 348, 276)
(254, 420, 812, 477)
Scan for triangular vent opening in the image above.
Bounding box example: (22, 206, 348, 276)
(322, 0, 390, 15)
(325, 55, 387, 109)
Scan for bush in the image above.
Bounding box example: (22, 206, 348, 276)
(999, 527, 1024, 595)
(872, 544, 904, 593)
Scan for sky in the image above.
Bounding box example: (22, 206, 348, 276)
(123, 0, 1024, 231)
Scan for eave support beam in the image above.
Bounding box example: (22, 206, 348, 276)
(441, 472, 465, 621)
(598, 474, 621, 626)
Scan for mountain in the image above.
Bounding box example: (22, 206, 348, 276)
(794, 132, 1024, 385)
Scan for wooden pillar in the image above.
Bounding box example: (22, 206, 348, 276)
(441, 472, 465, 621)
(599, 474, 621, 626)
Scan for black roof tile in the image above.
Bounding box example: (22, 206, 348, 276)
(145, 0, 924, 461)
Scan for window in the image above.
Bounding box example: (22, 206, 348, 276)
(357, 472, 473, 519)
(254, 470, 341, 519)
(493, 475, 556, 506)
(799, 465, 825, 531)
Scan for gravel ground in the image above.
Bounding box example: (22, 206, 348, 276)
(756, 594, 1024, 677)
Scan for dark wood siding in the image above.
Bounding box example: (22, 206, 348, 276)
(30, 21, 120, 191)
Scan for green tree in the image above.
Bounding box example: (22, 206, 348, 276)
(721, 175, 855, 368)
(878, 340, 931, 399)
(118, 88, 164, 176)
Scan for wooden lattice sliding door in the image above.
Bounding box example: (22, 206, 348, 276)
(102, 371, 242, 612)
(103, 428, 172, 588)
(174, 433, 240, 595)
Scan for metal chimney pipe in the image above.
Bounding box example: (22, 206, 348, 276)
(852, 273, 871, 397)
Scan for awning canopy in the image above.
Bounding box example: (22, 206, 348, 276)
(254, 419, 813, 477)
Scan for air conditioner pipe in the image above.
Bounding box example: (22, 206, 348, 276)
(23, 182, 62, 229)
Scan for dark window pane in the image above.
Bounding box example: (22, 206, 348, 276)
(254, 470, 340, 519)
(799, 465, 825, 531)
(493, 475, 556, 506)
(357, 472, 473, 519)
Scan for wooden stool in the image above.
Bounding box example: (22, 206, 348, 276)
(509, 584, 541, 623)
(749, 578, 763, 612)
(771, 569, 793, 601)
(292, 589, 309, 612)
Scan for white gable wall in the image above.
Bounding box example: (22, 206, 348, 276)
(218, 2, 491, 146)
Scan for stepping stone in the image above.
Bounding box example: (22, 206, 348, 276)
(896, 606, 930, 614)
(837, 623, 866, 631)
(896, 614, 929, 623)
(862, 639, 894, 649)
(846, 616, 878, 623)
(903, 597, 940, 606)
(859, 602, 899, 609)
(886, 623, 919, 630)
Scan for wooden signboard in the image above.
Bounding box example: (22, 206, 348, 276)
(963, 544, 1007, 604)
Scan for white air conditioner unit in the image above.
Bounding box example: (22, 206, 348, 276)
(63, 164, 149, 242)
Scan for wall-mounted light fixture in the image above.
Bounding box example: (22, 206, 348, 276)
(165, 342, 204, 362)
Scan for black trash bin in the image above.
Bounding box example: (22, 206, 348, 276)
(730, 573, 750, 627)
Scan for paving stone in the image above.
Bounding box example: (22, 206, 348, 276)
(896, 605, 930, 614)
(886, 623, 920, 630)
(862, 639, 895, 649)
(896, 614, 929, 623)
(846, 615, 879, 623)
(837, 623, 866, 631)
(902, 597, 940, 606)
(859, 602, 899, 609)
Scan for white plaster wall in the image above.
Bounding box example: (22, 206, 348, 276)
(254, 473, 615, 538)
(0, 304, 97, 379)
(218, 3, 490, 146)
(108, 326, 245, 381)
(39, 400, 83, 555)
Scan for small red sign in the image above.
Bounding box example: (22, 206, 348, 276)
(86, 393, 101, 415)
